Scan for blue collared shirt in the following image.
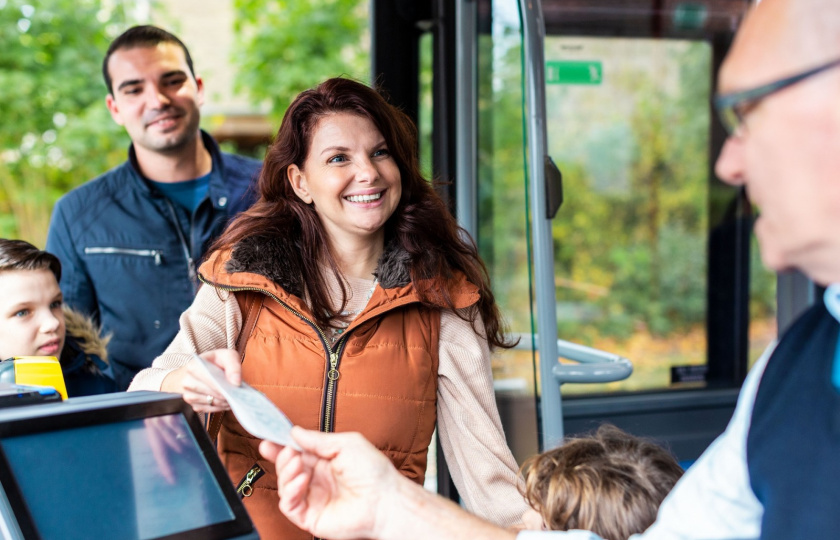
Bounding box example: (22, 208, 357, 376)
(823, 283, 840, 389)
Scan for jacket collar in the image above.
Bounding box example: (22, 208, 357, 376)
(60, 308, 110, 374)
(126, 130, 228, 202)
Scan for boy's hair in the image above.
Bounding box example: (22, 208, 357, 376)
(0, 239, 62, 282)
(102, 25, 196, 94)
(520, 424, 683, 540)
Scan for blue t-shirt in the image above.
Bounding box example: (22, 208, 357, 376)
(149, 173, 211, 213)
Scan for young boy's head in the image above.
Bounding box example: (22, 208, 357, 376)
(0, 239, 65, 360)
(520, 423, 683, 540)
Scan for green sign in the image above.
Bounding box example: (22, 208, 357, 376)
(673, 3, 707, 30)
(546, 61, 603, 85)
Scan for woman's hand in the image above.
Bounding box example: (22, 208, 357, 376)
(160, 349, 242, 413)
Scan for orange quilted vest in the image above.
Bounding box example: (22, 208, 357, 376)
(198, 240, 479, 540)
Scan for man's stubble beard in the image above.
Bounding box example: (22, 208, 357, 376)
(139, 117, 201, 156)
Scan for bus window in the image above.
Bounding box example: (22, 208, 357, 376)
(471, 0, 762, 460)
(546, 36, 714, 394)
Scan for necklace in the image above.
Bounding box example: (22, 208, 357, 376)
(329, 278, 378, 343)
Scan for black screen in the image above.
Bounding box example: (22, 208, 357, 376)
(0, 413, 235, 540)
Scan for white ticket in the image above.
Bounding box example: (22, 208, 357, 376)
(194, 354, 301, 450)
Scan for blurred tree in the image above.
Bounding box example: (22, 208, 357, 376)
(232, 0, 369, 122)
(477, 31, 537, 332)
(546, 40, 713, 338)
(0, 0, 129, 246)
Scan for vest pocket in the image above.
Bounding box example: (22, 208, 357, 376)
(235, 462, 265, 499)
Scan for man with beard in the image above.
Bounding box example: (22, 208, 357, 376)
(47, 25, 260, 390)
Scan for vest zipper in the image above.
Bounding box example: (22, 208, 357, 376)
(235, 463, 265, 499)
(198, 278, 350, 431)
(200, 277, 355, 523)
(322, 339, 348, 433)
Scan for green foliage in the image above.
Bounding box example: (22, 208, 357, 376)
(232, 0, 370, 122)
(476, 32, 533, 331)
(0, 0, 130, 246)
(543, 40, 715, 338)
(601, 226, 707, 337)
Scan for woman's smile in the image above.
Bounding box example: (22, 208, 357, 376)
(344, 190, 384, 204)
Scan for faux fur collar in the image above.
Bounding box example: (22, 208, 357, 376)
(225, 235, 412, 297)
(63, 307, 110, 362)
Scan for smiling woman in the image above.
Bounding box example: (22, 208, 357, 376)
(129, 77, 529, 539)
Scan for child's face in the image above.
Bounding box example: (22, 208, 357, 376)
(0, 269, 65, 360)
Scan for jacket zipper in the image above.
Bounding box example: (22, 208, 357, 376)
(163, 199, 197, 288)
(84, 247, 162, 265)
(199, 278, 350, 432)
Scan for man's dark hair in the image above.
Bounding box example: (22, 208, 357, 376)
(102, 25, 196, 94)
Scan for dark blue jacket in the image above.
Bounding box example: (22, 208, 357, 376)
(46, 131, 260, 389)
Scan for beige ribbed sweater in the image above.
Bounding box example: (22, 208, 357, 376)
(129, 275, 528, 528)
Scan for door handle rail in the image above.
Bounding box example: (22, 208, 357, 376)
(510, 333, 633, 384)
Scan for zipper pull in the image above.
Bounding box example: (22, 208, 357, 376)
(236, 463, 264, 498)
(153, 250, 162, 266)
(327, 352, 340, 381)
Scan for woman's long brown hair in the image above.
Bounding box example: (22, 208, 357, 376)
(209, 77, 514, 349)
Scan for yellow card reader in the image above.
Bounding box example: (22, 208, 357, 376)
(0, 357, 68, 400)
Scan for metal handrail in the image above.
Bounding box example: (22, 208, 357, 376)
(519, 0, 564, 448)
(510, 333, 633, 385)
(553, 340, 633, 384)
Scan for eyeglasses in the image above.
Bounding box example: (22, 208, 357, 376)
(713, 57, 840, 135)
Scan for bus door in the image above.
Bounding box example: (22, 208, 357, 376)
(471, 0, 764, 462)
